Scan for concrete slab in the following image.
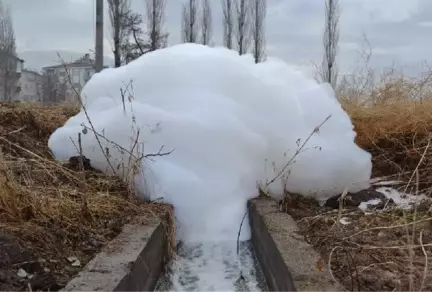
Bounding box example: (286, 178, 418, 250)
(62, 216, 170, 291)
(249, 198, 342, 292)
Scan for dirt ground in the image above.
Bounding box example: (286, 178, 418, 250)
(280, 128, 432, 291)
(282, 189, 432, 291)
(0, 102, 172, 291)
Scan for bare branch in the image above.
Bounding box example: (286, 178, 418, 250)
(234, 0, 251, 55)
(201, 0, 212, 45)
(56, 53, 117, 174)
(221, 0, 234, 49)
(107, 0, 131, 67)
(146, 0, 168, 51)
(320, 0, 340, 89)
(122, 12, 150, 63)
(0, 0, 18, 101)
(266, 115, 332, 187)
(40, 70, 67, 104)
(250, 0, 266, 63)
(181, 0, 199, 43)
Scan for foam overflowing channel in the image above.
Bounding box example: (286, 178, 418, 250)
(47, 44, 373, 289)
(155, 241, 267, 291)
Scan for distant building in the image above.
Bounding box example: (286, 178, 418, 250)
(0, 52, 24, 101)
(42, 53, 96, 102)
(15, 69, 43, 102)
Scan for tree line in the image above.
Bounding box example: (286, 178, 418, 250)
(109, 0, 268, 65)
(0, 0, 340, 102)
(111, 0, 340, 87)
(0, 0, 18, 101)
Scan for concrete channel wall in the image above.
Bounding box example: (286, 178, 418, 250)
(248, 198, 341, 292)
(62, 198, 340, 292)
(62, 216, 169, 291)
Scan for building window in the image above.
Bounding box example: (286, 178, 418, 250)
(71, 69, 79, 84)
(84, 69, 92, 83)
(16, 61, 23, 73)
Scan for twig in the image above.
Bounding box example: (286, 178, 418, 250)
(358, 261, 398, 273)
(328, 246, 348, 291)
(235, 207, 251, 285)
(7, 126, 26, 135)
(418, 230, 428, 292)
(402, 138, 430, 194)
(78, 132, 84, 172)
(266, 115, 332, 187)
(236, 208, 249, 255)
(342, 217, 432, 240)
(56, 58, 174, 175)
(57, 53, 117, 174)
(145, 145, 175, 159)
(332, 187, 348, 229)
(398, 141, 429, 292)
(80, 125, 174, 162)
(349, 242, 432, 250)
(0, 137, 76, 176)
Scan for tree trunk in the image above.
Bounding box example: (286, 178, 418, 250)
(114, 0, 121, 67)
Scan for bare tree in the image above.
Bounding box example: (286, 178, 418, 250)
(250, 0, 266, 63)
(0, 0, 18, 101)
(234, 0, 250, 55)
(111, 0, 167, 64)
(181, 0, 199, 43)
(122, 12, 149, 63)
(146, 0, 168, 51)
(200, 0, 212, 45)
(221, 0, 234, 49)
(321, 0, 340, 89)
(107, 0, 131, 67)
(40, 71, 67, 104)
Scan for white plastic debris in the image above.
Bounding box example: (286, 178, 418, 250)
(339, 217, 351, 225)
(67, 256, 78, 263)
(17, 268, 28, 278)
(376, 187, 429, 210)
(67, 256, 81, 267)
(358, 198, 382, 211)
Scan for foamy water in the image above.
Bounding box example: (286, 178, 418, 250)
(48, 44, 371, 244)
(47, 44, 373, 290)
(155, 241, 266, 291)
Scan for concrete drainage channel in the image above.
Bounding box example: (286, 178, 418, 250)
(62, 198, 340, 291)
(62, 215, 170, 291)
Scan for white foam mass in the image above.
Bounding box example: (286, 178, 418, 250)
(48, 43, 372, 242)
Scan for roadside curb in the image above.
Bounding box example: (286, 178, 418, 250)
(249, 198, 342, 291)
(62, 216, 169, 291)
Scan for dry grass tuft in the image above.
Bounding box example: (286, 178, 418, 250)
(282, 194, 432, 291)
(276, 71, 432, 291)
(343, 78, 432, 192)
(281, 74, 432, 292)
(0, 102, 173, 291)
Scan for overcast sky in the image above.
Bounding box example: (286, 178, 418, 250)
(4, 0, 431, 75)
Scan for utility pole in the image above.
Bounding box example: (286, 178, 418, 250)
(95, 0, 104, 72)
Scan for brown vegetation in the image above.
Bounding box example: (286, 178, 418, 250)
(284, 73, 432, 292)
(346, 76, 432, 192)
(0, 102, 172, 291)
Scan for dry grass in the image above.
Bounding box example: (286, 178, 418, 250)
(0, 102, 173, 291)
(282, 74, 432, 291)
(4, 71, 432, 291)
(344, 79, 432, 192)
(283, 197, 432, 291)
